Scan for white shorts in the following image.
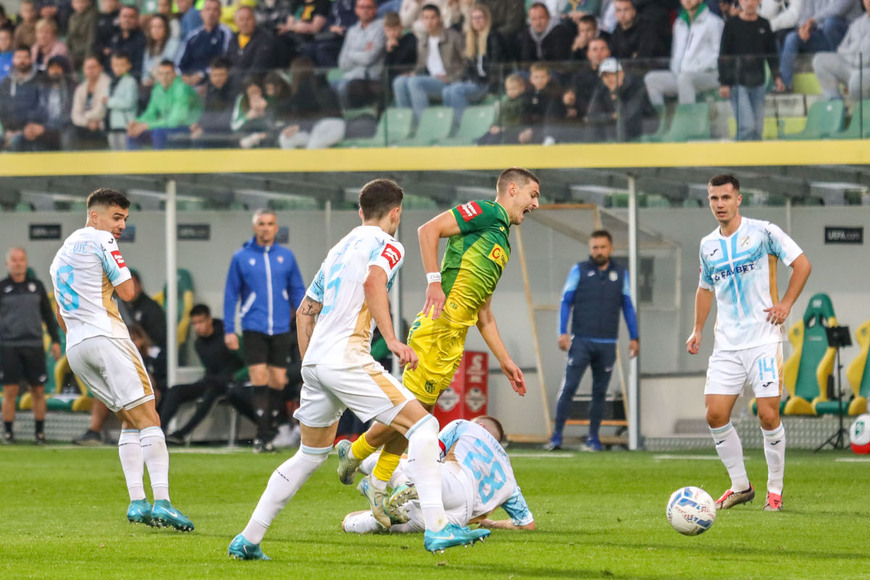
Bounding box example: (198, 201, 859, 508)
(66, 336, 155, 412)
(294, 361, 415, 428)
(705, 342, 783, 398)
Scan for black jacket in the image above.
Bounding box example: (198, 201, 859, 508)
(0, 276, 60, 348)
(586, 73, 654, 142)
(195, 319, 244, 381)
(518, 21, 573, 64)
(463, 30, 508, 88)
(121, 292, 167, 349)
(227, 26, 276, 77)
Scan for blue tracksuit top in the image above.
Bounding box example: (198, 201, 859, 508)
(559, 258, 638, 342)
(223, 236, 306, 335)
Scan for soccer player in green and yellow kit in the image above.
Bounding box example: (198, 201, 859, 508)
(337, 167, 541, 528)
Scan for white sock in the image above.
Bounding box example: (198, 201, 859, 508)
(762, 423, 786, 495)
(241, 445, 330, 544)
(405, 415, 448, 532)
(140, 426, 170, 502)
(369, 473, 388, 491)
(118, 429, 146, 501)
(359, 452, 379, 476)
(710, 422, 750, 492)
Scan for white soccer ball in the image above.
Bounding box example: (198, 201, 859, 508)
(850, 414, 870, 454)
(666, 486, 716, 536)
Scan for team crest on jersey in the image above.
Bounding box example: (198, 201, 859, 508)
(609, 271, 618, 282)
(28, 282, 36, 292)
(110, 250, 125, 267)
(487, 244, 508, 267)
(457, 201, 482, 222)
(277, 256, 284, 263)
(740, 236, 751, 248)
(381, 244, 401, 268)
(249, 258, 256, 266)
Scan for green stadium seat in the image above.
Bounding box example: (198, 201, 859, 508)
(641, 103, 710, 142)
(781, 100, 844, 140)
(154, 269, 195, 364)
(831, 100, 870, 140)
(439, 105, 497, 146)
(394, 107, 454, 147)
(844, 320, 870, 415)
(780, 293, 837, 415)
(340, 107, 414, 147)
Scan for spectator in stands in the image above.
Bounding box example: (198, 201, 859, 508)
(718, 0, 783, 141)
(393, 3, 463, 121)
(275, 0, 330, 68)
(94, 0, 121, 66)
(643, 0, 724, 106)
(1, 247, 61, 445)
(231, 76, 273, 148)
(38, 0, 73, 35)
(301, 0, 357, 68)
(128, 323, 167, 401)
(71, 55, 110, 148)
(67, 0, 98, 69)
(609, 0, 671, 62)
(126, 59, 202, 149)
(519, 2, 574, 65)
(633, 0, 681, 49)
(0, 5, 12, 33)
(160, 304, 258, 445)
(570, 14, 609, 61)
(227, 6, 275, 79)
(177, 0, 232, 86)
(400, 0, 463, 37)
(778, 0, 863, 91)
(442, 4, 505, 124)
(120, 270, 168, 350)
(254, 0, 291, 36)
(278, 55, 346, 148)
(812, 0, 870, 103)
(34, 55, 76, 150)
(524, 61, 568, 144)
(142, 14, 180, 86)
(31, 18, 69, 72)
(477, 71, 527, 144)
(335, 0, 385, 108)
(0, 47, 44, 151)
(759, 0, 803, 49)
(105, 6, 146, 78)
(13, 0, 39, 48)
(476, 0, 525, 41)
(104, 51, 138, 150)
(156, 0, 182, 40)
(176, 0, 202, 40)
(190, 56, 237, 147)
(563, 36, 610, 122)
(586, 57, 655, 140)
(0, 29, 12, 82)
(383, 10, 416, 86)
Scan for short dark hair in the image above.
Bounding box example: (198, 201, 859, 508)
(496, 167, 540, 196)
(111, 50, 131, 63)
(87, 188, 130, 210)
(14, 45, 31, 54)
(189, 303, 211, 318)
(474, 415, 505, 443)
(210, 56, 231, 70)
(359, 179, 404, 220)
(158, 59, 175, 69)
(578, 14, 598, 26)
(421, 3, 440, 16)
(590, 229, 612, 243)
(708, 174, 740, 191)
(529, 1, 550, 14)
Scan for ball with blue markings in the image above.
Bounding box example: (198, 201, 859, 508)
(666, 486, 716, 536)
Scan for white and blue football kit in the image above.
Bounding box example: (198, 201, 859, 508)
(294, 225, 417, 427)
(698, 217, 804, 397)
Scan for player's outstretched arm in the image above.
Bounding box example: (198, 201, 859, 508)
(364, 265, 418, 370)
(764, 253, 811, 325)
(686, 287, 714, 355)
(477, 296, 526, 396)
(418, 210, 461, 320)
(296, 296, 323, 359)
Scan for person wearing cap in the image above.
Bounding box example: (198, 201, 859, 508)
(586, 57, 655, 141)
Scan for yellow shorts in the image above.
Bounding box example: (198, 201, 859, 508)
(403, 312, 470, 406)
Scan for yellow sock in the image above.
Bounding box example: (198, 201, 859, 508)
(350, 432, 377, 462)
(373, 450, 402, 484)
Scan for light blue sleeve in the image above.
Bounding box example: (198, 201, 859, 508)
(699, 248, 714, 289)
(559, 264, 581, 335)
(438, 419, 469, 457)
(97, 238, 129, 285)
(501, 486, 534, 526)
(307, 261, 327, 302)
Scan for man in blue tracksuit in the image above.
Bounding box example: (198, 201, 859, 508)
(548, 230, 639, 452)
(224, 209, 306, 452)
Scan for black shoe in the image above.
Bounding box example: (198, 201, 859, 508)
(3, 431, 14, 445)
(35, 433, 46, 445)
(544, 442, 562, 451)
(252, 438, 276, 454)
(73, 430, 103, 446)
(165, 434, 186, 446)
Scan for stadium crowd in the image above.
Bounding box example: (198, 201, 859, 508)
(0, 0, 867, 150)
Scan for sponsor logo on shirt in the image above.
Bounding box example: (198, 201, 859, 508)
(487, 243, 508, 268)
(457, 201, 482, 222)
(712, 261, 757, 281)
(381, 244, 401, 269)
(111, 250, 125, 268)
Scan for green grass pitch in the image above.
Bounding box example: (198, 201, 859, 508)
(2, 445, 868, 579)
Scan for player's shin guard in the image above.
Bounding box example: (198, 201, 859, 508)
(350, 432, 378, 463)
(252, 386, 270, 440)
(118, 429, 146, 501)
(242, 444, 331, 544)
(405, 415, 448, 532)
(140, 426, 170, 501)
(710, 421, 750, 492)
(762, 423, 785, 495)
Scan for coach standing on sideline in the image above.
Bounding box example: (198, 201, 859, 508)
(224, 209, 306, 453)
(1, 247, 62, 444)
(547, 230, 638, 452)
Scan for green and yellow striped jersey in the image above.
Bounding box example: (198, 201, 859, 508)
(440, 200, 511, 327)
